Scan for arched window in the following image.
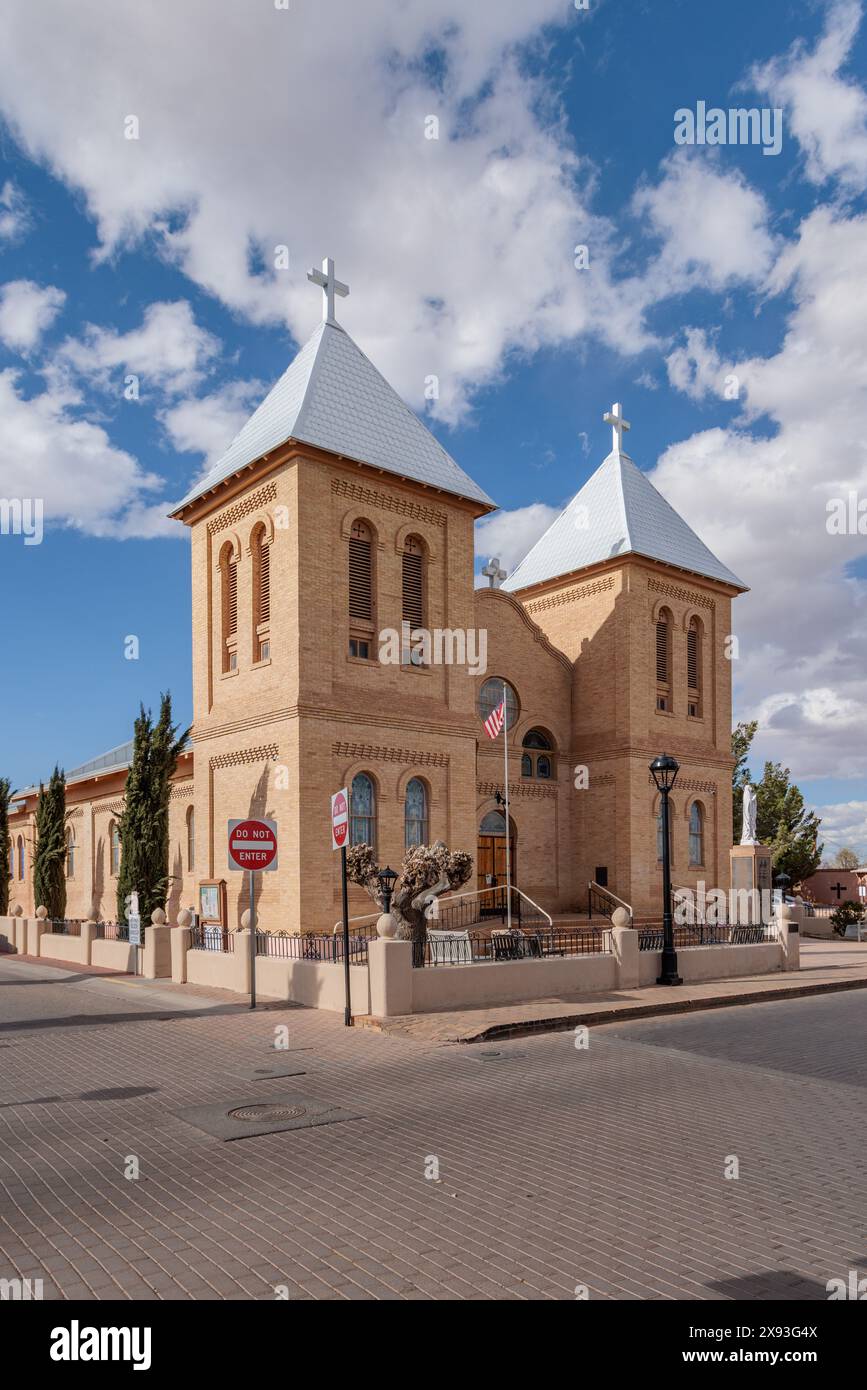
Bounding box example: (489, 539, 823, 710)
(350, 773, 376, 848)
(66, 827, 75, 879)
(8, 841, 13, 880)
(479, 810, 508, 835)
(656, 802, 674, 864)
(17, 835, 24, 881)
(687, 617, 702, 718)
(404, 778, 428, 848)
(521, 728, 554, 780)
(220, 541, 238, 673)
(186, 805, 195, 873)
(656, 607, 673, 711)
(402, 536, 426, 664)
(110, 820, 121, 877)
(479, 678, 519, 729)
(689, 802, 704, 866)
(251, 523, 271, 663)
(348, 520, 374, 660)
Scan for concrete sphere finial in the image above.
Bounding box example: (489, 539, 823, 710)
(177, 908, 192, 929)
(376, 912, 397, 939)
(241, 908, 258, 930)
(610, 907, 631, 930)
(12, 903, 23, 917)
(151, 907, 167, 926)
(36, 905, 48, 919)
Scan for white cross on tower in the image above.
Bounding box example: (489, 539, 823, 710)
(603, 401, 631, 455)
(481, 556, 507, 589)
(307, 256, 350, 325)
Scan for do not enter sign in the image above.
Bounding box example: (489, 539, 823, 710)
(228, 818, 278, 872)
(331, 788, 349, 850)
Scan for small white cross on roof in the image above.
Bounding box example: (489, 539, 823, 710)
(603, 401, 631, 455)
(307, 256, 350, 325)
(482, 556, 507, 589)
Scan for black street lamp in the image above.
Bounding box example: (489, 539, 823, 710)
(377, 865, 398, 916)
(650, 753, 682, 986)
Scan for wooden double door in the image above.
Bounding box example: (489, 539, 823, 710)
(477, 834, 517, 914)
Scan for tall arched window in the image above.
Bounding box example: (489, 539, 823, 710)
(656, 802, 675, 864)
(521, 728, 554, 780)
(687, 616, 703, 718)
(479, 678, 519, 729)
(220, 541, 238, 673)
(656, 607, 673, 712)
(404, 778, 428, 848)
(689, 802, 704, 866)
(110, 820, 121, 877)
(66, 827, 76, 879)
(402, 536, 426, 663)
(8, 841, 13, 880)
(251, 523, 271, 663)
(350, 773, 376, 848)
(17, 835, 24, 881)
(186, 805, 195, 873)
(348, 520, 374, 660)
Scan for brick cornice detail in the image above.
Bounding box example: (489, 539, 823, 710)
(210, 745, 280, 769)
(334, 741, 449, 768)
(647, 578, 714, 610)
(477, 779, 556, 800)
(524, 575, 616, 615)
(207, 482, 278, 535)
(168, 781, 195, 799)
(331, 477, 447, 527)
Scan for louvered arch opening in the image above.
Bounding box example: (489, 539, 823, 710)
(402, 535, 425, 632)
(349, 521, 373, 624)
(687, 619, 701, 690)
(220, 541, 239, 673)
(655, 617, 669, 683)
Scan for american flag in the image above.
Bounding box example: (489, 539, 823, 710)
(483, 699, 505, 740)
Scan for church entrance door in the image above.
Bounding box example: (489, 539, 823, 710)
(477, 811, 516, 918)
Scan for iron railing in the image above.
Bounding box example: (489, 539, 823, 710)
(190, 924, 234, 952)
(588, 882, 632, 923)
(416, 926, 611, 968)
(94, 922, 129, 941)
(255, 931, 370, 964)
(638, 923, 777, 951)
(49, 919, 82, 936)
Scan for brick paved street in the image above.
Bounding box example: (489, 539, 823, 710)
(1, 955, 866, 1301)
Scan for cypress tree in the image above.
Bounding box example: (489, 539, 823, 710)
(0, 777, 11, 915)
(116, 694, 188, 924)
(33, 766, 67, 919)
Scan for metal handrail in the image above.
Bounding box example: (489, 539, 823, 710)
(587, 881, 632, 922)
(432, 883, 553, 929)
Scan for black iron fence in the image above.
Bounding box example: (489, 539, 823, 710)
(638, 923, 777, 951)
(94, 922, 129, 941)
(190, 924, 234, 952)
(416, 926, 610, 968)
(435, 890, 548, 934)
(255, 932, 371, 965)
(49, 919, 82, 936)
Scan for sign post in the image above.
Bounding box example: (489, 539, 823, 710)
(331, 789, 352, 1027)
(228, 818, 278, 1010)
(125, 892, 141, 976)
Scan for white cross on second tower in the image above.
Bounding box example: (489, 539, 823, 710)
(307, 256, 350, 325)
(603, 402, 631, 455)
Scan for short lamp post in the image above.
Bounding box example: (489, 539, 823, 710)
(377, 865, 398, 917)
(650, 753, 682, 986)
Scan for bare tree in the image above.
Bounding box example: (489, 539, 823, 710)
(346, 840, 473, 958)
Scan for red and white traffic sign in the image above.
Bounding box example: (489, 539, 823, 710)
(228, 818, 278, 872)
(331, 788, 349, 851)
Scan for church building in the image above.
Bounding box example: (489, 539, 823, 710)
(7, 260, 748, 933)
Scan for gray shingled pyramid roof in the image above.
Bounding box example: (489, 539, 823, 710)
(502, 450, 747, 593)
(172, 320, 495, 513)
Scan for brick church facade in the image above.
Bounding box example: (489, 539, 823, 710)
(7, 269, 748, 932)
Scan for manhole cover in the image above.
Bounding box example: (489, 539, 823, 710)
(228, 1103, 307, 1123)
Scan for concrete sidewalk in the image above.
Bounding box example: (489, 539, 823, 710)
(356, 938, 867, 1043)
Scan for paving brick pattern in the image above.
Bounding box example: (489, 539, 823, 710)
(1, 957, 865, 1301)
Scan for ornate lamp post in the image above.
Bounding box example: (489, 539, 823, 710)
(650, 753, 682, 986)
(377, 865, 398, 916)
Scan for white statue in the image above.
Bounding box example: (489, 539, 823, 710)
(740, 784, 759, 846)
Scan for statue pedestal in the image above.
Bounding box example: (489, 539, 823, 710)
(730, 844, 773, 924)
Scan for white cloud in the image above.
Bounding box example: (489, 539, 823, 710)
(58, 300, 220, 397)
(0, 368, 176, 538)
(0, 280, 66, 353)
(0, 0, 652, 425)
(633, 155, 777, 296)
(809, 800, 867, 861)
(655, 204, 867, 780)
(0, 179, 30, 240)
(161, 379, 264, 470)
(752, 0, 867, 190)
(475, 502, 559, 580)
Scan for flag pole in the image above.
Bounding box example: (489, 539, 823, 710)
(502, 681, 512, 930)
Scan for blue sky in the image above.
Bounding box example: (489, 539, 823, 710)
(0, 0, 866, 856)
